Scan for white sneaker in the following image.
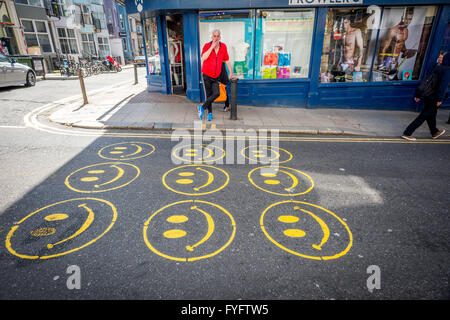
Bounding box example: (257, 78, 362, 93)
(401, 135, 416, 141)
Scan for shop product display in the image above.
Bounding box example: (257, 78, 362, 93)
(262, 51, 292, 79)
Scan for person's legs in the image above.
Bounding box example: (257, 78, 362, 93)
(202, 76, 220, 114)
(223, 93, 230, 111)
(403, 111, 427, 137)
(422, 97, 439, 136)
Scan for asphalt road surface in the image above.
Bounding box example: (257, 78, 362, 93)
(0, 72, 449, 311)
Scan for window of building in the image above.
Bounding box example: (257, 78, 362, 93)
(122, 37, 127, 51)
(320, 7, 381, 83)
(98, 37, 110, 57)
(129, 18, 134, 32)
(144, 17, 160, 75)
(21, 19, 53, 53)
(255, 9, 315, 79)
(199, 10, 255, 80)
(81, 5, 91, 25)
(15, 0, 42, 7)
(371, 6, 437, 82)
(119, 14, 124, 29)
(320, 5, 437, 83)
(80, 33, 96, 56)
(91, 5, 106, 30)
(57, 28, 78, 54)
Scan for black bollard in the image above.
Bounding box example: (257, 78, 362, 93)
(230, 78, 238, 120)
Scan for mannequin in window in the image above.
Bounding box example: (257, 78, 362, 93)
(168, 30, 182, 85)
(233, 40, 249, 75)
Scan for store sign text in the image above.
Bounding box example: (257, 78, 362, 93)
(289, 0, 363, 5)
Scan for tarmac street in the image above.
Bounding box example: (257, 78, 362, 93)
(0, 68, 449, 305)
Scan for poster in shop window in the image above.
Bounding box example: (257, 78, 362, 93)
(372, 6, 437, 81)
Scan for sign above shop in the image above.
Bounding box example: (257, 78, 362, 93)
(289, 0, 363, 5)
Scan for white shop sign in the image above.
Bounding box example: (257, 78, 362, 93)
(289, 0, 363, 5)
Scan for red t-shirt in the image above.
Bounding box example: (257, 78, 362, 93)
(201, 41, 229, 78)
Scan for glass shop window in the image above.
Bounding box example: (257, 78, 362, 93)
(320, 7, 382, 83)
(144, 17, 161, 75)
(199, 10, 254, 80)
(255, 9, 315, 80)
(371, 6, 437, 81)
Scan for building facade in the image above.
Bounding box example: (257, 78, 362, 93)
(103, 0, 123, 64)
(128, 13, 143, 57)
(0, 0, 26, 56)
(125, 0, 450, 110)
(4, 0, 132, 71)
(115, 0, 132, 63)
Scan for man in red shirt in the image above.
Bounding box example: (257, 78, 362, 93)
(198, 29, 234, 121)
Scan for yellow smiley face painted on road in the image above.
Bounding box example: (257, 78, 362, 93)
(162, 164, 229, 196)
(5, 198, 117, 259)
(248, 166, 314, 196)
(98, 142, 155, 160)
(172, 144, 225, 164)
(65, 162, 140, 193)
(260, 200, 352, 260)
(241, 145, 293, 164)
(143, 200, 236, 262)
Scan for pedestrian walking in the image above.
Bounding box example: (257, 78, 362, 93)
(401, 52, 450, 141)
(198, 29, 234, 121)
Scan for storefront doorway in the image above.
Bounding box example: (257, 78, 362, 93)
(165, 14, 186, 95)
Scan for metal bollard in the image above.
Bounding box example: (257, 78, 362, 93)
(134, 64, 138, 84)
(78, 69, 88, 105)
(230, 78, 238, 120)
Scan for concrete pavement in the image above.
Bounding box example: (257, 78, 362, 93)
(47, 75, 450, 138)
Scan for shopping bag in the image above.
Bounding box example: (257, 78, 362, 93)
(214, 82, 227, 102)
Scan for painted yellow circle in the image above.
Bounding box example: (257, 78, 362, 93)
(98, 142, 155, 160)
(162, 164, 229, 196)
(260, 200, 353, 261)
(143, 200, 236, 262)
(163, 229, 187, 239)
(240, 145, 293, 164)
(30, 227, 56, 237)
(65, 162, 140, 193)
(5, 198, 117, 260)
(172, 144, 226, 164)
(248, 166, 314, 196)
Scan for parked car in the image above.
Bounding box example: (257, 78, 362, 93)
(133, 56, 146, 66)
(0, 54, 36, 88)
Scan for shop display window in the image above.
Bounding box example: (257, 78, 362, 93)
(371, 6, 437, 82)
(320, 7, 381, 83)
(144, 17, 161, 75)
(199, 10, 254, 80)
(255, 9, 315, 79)
(320, 5, 437, 83)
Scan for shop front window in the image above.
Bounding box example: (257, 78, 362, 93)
(371, 6, 437, 81)
(255, 9, 314, 79)
(199, 10, 254, 80)
(144, 17, 161, 75)
(320, 7, 381, 83)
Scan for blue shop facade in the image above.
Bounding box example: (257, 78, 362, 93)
(125, 0, 450, 110)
